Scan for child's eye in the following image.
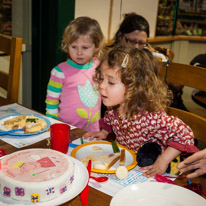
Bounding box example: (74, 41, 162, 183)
(83, 46, 89, 50)
(108, 82, 115, 85)
(71, 46, 77, 49)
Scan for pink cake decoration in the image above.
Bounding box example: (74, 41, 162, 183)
(69, 175, 74, 184)
(45, 187, 55, 195)
(15, 187, 24, 196)
(2, 150, 68, 182)
(4, 187, 10, 197)
(60, 185, 67, 194)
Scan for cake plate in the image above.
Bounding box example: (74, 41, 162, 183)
(0, 156, 88, 205)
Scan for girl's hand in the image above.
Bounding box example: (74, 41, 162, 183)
(139, 155, 168, 178)
(83, 130, 108, 141)
(139, 146, 181, 178)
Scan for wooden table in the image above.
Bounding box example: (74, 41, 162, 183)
(0, 96, 12, 107)
(0, 103, 206, 205)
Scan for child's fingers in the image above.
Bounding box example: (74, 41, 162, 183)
(88, 137, 95, 141)
(83, 132, 95, 139)
(143, 169, 156, 178)
(87, 135, 96, 141)
(140, 165, 165, 178)
(139, 165, 153, 171)
(140, 165, 154, 177)
(82, 133, 91, 139)
(96, 136, 105, 140)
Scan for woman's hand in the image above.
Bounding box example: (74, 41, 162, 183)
(177, 150, 206, 178)
(83, 129, 108, 141)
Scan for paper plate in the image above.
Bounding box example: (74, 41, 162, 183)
(0, 156, 88, 205)
(0, 114, 51, 136)
(71, 141, 137, 173)
(110, 182, 206, 206)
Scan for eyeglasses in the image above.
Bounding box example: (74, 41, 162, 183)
(124, 35, 148, 48)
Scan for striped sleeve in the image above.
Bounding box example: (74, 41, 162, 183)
(45, 66, 65, 119)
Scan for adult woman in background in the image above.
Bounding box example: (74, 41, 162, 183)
(109, 12, 172, 60)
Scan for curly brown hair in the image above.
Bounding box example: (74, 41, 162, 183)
(61, 16, 104, 59)
(94, 46, 172, 118)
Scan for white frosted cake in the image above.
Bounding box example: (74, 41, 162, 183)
(0, 148, 75, 203)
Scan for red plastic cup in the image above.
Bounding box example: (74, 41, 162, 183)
(50, 123, 70, 154)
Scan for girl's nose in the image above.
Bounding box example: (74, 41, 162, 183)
(77, 48, 82, 55)
(99, 81, 104, 89)
(99, 80, 106, 90)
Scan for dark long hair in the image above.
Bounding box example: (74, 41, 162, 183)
(113, 13, 150, 45)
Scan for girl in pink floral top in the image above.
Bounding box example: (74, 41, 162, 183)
(83, 46, 198, 177)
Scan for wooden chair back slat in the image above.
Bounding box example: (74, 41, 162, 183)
(160, 62, 206, 146)
(0, 34, 23, 103)
(0, 70, 9, 90)
(160, 62, 206, 91)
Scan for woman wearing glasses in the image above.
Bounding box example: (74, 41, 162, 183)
(111, 13, 149, 49)
(111, 13, 171, 61)
(101, 12, 187, 117)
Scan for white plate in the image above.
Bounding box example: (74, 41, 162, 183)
(110, 182, 206, 206)
(0, 114, 51, 136)
(0, 156, 88, 205)
(71, 142, 137, 173)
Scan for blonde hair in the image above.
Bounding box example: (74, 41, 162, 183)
(94, 46, 172, 118)
(61, 16, 104, 59)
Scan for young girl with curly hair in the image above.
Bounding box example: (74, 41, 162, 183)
(83, 46, 198, 177)
(45, 16, 104, 131)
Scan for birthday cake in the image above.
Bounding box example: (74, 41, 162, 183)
(0, 148, 75, 203)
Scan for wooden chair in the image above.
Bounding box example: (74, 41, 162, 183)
(160, 62, 206, 91)
(166, 107, 206, 145)
(160, 62, 206, 145)
(0, 34, 23, 103)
